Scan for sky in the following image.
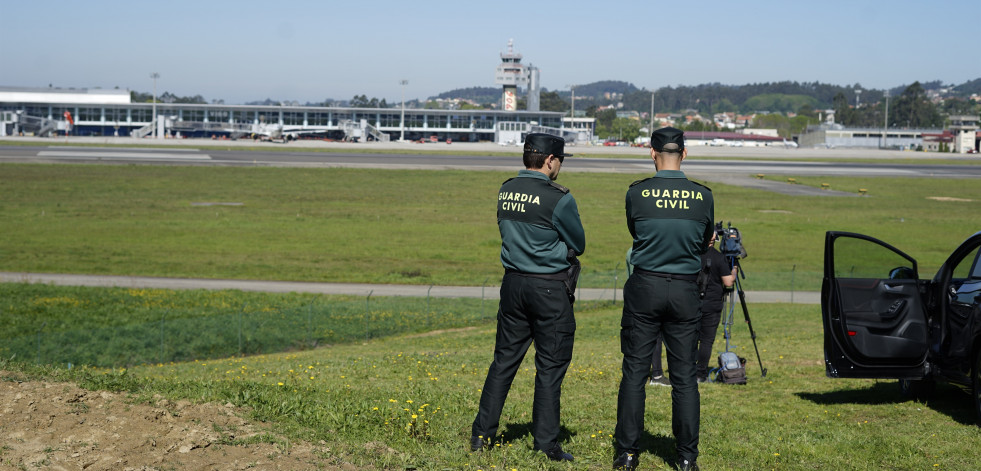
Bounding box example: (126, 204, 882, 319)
(2, 0, 977, 105)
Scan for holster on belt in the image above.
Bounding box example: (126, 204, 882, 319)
(564, 249, 581, 303)
(505, 249, 582, 304)
(696, 256, 711, 299)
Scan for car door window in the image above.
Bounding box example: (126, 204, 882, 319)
(939, 242, 981, 367)
(948, 245, 981, 306)
(833, 236, 915, 280)
(825, 233, 927, 366)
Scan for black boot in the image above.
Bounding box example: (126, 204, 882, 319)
(678, 458, 699, 471)
(541, 444, 573, 462)
(469, 435, 488, 452)
(613, 451, 638, 470)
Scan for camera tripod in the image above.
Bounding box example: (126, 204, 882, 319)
(721, 256, 767, 377)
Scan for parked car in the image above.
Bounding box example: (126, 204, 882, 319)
(821, 231, 981, 423)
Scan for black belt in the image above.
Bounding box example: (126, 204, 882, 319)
(505, 268, 567, 281)
(634, 267, 698, 281)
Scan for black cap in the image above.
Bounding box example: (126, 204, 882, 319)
(524, 133, 572, 157)
(651, 127, 685, 153)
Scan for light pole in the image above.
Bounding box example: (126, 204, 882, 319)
(882, 90, 890, 148)
(399, 79, 408, 142)
(566, 84, 576, 135)
(150, 72, 160, 139)
(650, 90, 655, 133)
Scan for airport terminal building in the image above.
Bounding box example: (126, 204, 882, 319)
(797, 116, 979, 153)
(0, 86, 593, 144)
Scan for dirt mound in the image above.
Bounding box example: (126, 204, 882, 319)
(0, 372, 349, 470)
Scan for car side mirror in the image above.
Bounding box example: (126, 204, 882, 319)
(888, 266, 916, 280)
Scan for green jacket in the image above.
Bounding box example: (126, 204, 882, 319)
(625, 170, 714, 275)
(498, 170, 586, 274)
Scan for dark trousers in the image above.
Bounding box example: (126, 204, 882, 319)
(615, 272, 701, 462)
(651, 307, 722, 379)
(472, 273, 576, 451)
(695, 308, 723, 379)
(650, 334, 664, 378)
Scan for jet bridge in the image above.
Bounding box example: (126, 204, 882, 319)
(10, 111, 63, 137)
(338, 119, 390, 142)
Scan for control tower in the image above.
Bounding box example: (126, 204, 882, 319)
(494, 39, 540, 111)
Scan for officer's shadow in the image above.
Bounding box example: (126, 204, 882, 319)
(636, 431, 676, 466)
(499, 422, 576, 447)
(500, 423, 673, 464)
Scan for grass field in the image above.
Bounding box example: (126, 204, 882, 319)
(2, 163, 979, 291)
(6, 301, 981, 470)
(3, 159, 981, 469)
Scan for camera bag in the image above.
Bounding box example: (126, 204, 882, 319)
(717, 351, 747, 384)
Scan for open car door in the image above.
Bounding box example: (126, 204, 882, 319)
(822, 231, 929, 379)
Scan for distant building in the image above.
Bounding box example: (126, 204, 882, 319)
(948, 115, 979, 153)
(683, 130, 784, 147)
(616, 110, 640, 120)
(799, 123, 940, 150)
(562, 117, 596, 143)
(921, 131, 954, 152)
(0, 85, 570, 144)
(799, 116, 979, 153)
(738, 128, 779, 137)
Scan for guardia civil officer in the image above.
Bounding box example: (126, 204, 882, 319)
(471, 133, 585, 462)
(613, 127, 714, 471)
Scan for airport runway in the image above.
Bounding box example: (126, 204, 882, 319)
(2, 139, 980, 176)
(2, 137, 980, 197)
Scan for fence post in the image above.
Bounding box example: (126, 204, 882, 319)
(427, 285, 433, 327)
(614, 262, 621, 305)
(791, 265, 796, 304)
(239, 304, 245, 356)
(305, 301, 311, 349)
(366, 290, 373, 342)
(481, 277, 489, 317)
(36, 322, 46, 365)
(160, 310, 167, 364)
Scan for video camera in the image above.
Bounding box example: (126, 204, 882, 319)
(715, 222, 747, 259)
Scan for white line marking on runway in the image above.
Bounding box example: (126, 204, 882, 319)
(37, 151, 211, 160)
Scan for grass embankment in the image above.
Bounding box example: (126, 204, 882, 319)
(5, 299, 980, 470)
(2, 164, 979, 291)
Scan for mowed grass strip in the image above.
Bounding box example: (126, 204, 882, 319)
(0, 282, 515, 367)
(8, 302, 981, 470)
(2, 163, 980, 290)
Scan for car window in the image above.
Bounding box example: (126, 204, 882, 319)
(833, 236, 915, 279)
(951, 251, 970, 279)
(966, 246, 981, 279)
(972, 248, 981, 279)
(947, 246, 980, 280)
